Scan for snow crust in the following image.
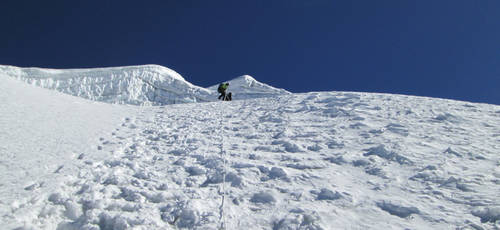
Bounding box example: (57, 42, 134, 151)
(1, 66, 500, 229)
(0, 65, 290, 105)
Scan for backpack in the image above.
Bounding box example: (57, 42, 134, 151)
(217, 83, 224, 93)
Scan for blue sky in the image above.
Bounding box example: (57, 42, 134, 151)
(1, 0, 499, 105)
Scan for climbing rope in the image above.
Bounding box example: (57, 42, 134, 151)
(217, 98, 250, 229)
(218, 103, 227, 230)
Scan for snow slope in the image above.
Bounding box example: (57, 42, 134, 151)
(2, 72, 500, 229)
(0, 65, 290, 105)
(0, 76, 142, 228)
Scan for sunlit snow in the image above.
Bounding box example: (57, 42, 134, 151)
(1, 65, 499, 229)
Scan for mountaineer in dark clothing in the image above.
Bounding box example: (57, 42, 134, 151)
(217, 83, 231, 101)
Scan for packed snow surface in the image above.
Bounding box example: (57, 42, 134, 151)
(1, 66, 500, 229)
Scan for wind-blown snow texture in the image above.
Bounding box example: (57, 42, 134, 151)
(1, 65, 500, 229)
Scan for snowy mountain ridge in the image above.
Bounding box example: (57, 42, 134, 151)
(0, 64, 290, 105)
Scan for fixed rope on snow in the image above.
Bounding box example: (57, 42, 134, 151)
(218, 103, 227, 230)
(217, 99, 248, 229)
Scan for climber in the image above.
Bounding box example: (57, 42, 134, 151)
(217, 82, 231, 101)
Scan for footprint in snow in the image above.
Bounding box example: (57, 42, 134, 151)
(54, 165, 64, 173)
(250, 191, 276, 204)
(313, 188, 342, 201)
(24, 182, 44, 191)
(376, 201, 420, 218)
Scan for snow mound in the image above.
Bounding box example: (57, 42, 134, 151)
(0, 64, 213, 105)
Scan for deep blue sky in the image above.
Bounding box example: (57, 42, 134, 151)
(1, 0, 499, 105)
